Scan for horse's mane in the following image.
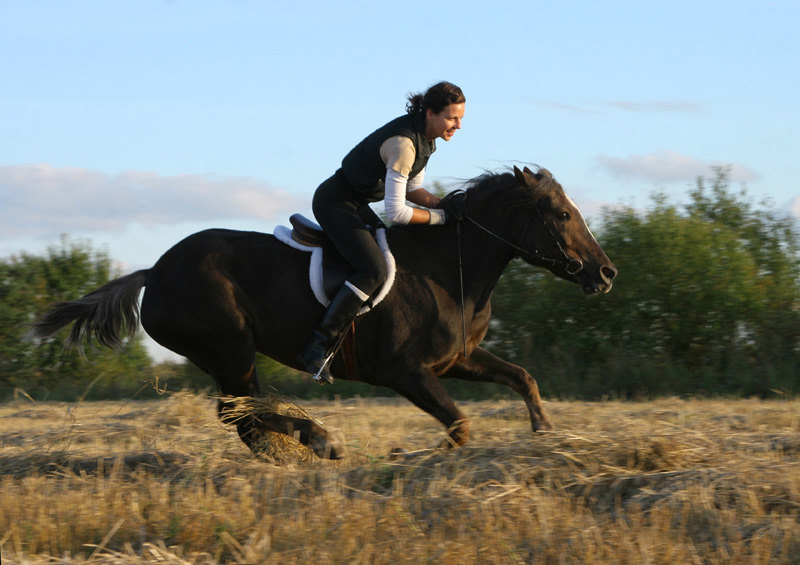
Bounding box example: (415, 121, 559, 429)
(463, 167, 562, 212)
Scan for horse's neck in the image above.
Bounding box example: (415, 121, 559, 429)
(458, 221, 516, 309)
(390, 223, 514, 309)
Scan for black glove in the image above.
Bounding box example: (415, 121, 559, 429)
(438, 190, 467, 223)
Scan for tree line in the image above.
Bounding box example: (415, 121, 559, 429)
(1, 169, 797, 401)
(0, 238, 152, 400)
(489, 168, 799, 398)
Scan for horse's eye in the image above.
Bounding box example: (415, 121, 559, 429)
(558, 212, 571, 222)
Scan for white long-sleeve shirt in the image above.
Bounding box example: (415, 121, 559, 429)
(379, 136, 445, 225)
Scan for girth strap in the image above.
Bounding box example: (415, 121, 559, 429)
(340, 321, 359, 381)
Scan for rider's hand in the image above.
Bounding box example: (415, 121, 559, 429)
(438, 190, 467, 223)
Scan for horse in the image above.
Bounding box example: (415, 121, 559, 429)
(31, 166, 617, 459)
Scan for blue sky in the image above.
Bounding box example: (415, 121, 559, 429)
(2, 0, 798, 268)
(0, 0, 800, 269)
(3, 0, 797, 362)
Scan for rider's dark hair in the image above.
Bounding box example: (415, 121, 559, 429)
(406, 81, 465, 116)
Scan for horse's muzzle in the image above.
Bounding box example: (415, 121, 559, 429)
(583, 264, 617, 295)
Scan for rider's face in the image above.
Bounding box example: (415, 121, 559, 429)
(425, 102, 465, 142)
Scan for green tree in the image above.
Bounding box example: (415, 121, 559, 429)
(488, 169, 800, 398)
(0, 238, 152, 400)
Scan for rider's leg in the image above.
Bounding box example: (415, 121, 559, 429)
(299, 281, 367, 382)
(303, 175, 388, 382)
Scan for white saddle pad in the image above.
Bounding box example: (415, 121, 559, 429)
(273, 225, 396, 315)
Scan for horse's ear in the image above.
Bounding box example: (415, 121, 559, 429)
(513, 166, 528, 185)
(515, 165, 538, 186)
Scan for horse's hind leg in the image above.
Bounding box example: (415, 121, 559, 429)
(142, 260, 339, 457)
(440, 346, 554, 432)
(212, 360, 264, 447)
(213, 366, 342, 459)
(388, 370, 471, 447)
(182, 344, 263, 446)
(250, 412, 343, 459)
(145, 285, 341, 459)
(191, 345, 342, 460)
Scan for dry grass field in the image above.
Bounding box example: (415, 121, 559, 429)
(0, 391, 799, 564)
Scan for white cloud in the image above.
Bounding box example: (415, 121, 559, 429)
(596, 150, 759, 184)
(534, 100, 593, 113)
(0, 163, 305, 238)
(535, 100, 701, 114)
(608, 101, 701, 112)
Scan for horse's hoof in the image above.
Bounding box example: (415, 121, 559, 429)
(310, 436, 345, 459)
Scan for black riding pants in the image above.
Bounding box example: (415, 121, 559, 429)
(312, 171, 388, 298)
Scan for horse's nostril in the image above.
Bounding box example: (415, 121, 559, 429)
(602, 265, 617, 281)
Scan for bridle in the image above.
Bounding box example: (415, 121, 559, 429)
(463, 206, 584, 275)
(453, 200, 583, 358)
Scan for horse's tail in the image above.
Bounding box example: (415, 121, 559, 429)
(28, 269, 150, 350)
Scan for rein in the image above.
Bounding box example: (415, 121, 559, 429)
(464, 210, 583, 275)
(453, 204, 583, 358)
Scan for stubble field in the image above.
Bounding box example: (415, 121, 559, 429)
(0, 392, 799, 564)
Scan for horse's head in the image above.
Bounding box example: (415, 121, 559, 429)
(511, 166, 617, 294)
(465, 166, 617, 295)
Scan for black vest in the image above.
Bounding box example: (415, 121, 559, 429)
(340, 113, 435, 202)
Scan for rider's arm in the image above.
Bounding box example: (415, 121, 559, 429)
(381, 137, 445, 225)
(406, 178, 442, 210)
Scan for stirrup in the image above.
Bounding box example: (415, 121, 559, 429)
(312, 351, 336, 385)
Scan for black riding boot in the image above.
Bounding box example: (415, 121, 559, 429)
(300, 284, 365, 383)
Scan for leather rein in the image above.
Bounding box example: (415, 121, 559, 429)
(464, 207, 583, 275)
(454, 200, 583, 358)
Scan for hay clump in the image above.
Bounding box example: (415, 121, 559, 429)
(219, 394, 329, 464)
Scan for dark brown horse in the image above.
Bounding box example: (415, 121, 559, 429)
(31, 166, 616, 459)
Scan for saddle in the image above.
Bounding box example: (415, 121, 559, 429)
(289, 214, 327, 247)
(274, 214, 396, 312)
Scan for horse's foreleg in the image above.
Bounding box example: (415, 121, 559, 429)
(388, 370, 471, 447)
(440, 347, 554, 432)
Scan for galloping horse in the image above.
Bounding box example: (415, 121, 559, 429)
(31, 166, 617, 458)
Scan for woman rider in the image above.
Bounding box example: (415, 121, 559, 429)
(301, 81, 467, 382)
